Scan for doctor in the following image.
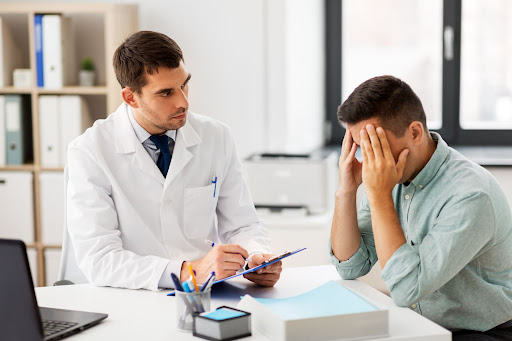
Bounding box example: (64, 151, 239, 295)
(63, 31, 282, 290)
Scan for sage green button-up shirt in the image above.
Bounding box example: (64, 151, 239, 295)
(331, 133, 512, 331)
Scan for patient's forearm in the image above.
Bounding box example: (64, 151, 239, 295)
(330, 189, 361, 261)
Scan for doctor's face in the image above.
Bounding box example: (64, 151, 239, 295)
(132, 61, 191, 134)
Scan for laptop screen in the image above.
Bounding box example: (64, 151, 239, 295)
(0, 239, 44, 340)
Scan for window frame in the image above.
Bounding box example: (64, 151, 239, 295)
(325, 0, 512, 146)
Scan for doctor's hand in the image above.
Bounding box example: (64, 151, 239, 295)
(182, 244, 249, 283)
(243, 254, 282, 287)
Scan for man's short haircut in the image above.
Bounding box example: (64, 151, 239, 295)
(113, 30, 184, 93)
(337, 75, 427, 137)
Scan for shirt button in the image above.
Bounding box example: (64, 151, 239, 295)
(411, 303, 417, 309)
(419, 185, 424, 189)
(405, 194, 410, 200)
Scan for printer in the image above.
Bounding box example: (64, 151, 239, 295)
(243, 150, 338, 215)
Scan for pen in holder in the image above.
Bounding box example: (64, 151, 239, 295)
(175, 288, 211, 332)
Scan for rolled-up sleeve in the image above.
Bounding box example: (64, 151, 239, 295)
(381, 191, 494, 307)
(330, 192, 378, 279)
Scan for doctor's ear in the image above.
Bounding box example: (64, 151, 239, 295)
(121, 87, 139, 109)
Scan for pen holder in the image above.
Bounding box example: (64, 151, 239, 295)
(175, 289, 211, 332)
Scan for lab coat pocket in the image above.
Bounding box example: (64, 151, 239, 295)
(183, 183, 217, 239)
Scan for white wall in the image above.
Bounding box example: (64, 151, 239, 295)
(7, 0, 326, 158)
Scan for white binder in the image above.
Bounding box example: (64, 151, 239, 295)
(0, 17, 23, 87)
(27, 247, 38, 287)
(42, 15, 76, 89)
(59, 95, 91, 166)
(40, 171, 64, 245)
(0, 171, 34, 243)
(39, 96, 61, 167)
(0, 95, 5, 166)
(44, 249, 62, 286)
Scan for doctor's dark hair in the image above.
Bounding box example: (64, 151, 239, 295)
(337, 75, 427, 137)
(113, 31, 184, 93)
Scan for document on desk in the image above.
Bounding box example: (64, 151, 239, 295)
(167, 248, 306, 296)
(238, 280, 388, 341)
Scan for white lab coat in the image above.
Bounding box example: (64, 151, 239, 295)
(60, 103, 270, 290)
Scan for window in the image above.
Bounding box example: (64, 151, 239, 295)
(326, 0, 512, 145)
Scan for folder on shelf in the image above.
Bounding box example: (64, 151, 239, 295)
(0, 17, 23, 88)
(59, 95, 91, 166)
(5, 95, 32, 165)
(34, 14, 44, 87)
(42, 15, 76, 89)
(0, 171, 35, 243)
(237, 281, 389, 341)
(39, 95, 61, 167)
(0, 95, 5, 166)
(40, 172, 65, 245)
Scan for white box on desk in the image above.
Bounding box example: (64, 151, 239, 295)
(238, 281, 388, 341)
(40, 172, 65, 245)
(0, 171, 34, 243)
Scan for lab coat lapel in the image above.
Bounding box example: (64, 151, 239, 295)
(114, 104, 165, 185)
(165, 117, 202, 187)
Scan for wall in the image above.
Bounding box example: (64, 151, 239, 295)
(6, 0, 326, 158)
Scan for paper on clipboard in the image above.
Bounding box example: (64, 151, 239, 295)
(214, 247, 307, 284)
(167, 247, 306, 296)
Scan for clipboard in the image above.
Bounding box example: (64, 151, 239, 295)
(167, 247, 306, 296)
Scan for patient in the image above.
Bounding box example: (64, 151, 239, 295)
(330, 75, 512, 340)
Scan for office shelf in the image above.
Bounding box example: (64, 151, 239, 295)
(0, 3, 138, 287)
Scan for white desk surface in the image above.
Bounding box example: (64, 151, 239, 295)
(35, 265, 451, 340)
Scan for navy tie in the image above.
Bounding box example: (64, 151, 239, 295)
(149, 134, 173, 177)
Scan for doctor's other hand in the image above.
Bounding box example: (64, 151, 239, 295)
(243, 254, 282, 287)
(181, 244, 249, 283)
(337, 128, 362, 196)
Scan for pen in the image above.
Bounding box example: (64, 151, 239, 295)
(188, 264, 200, 292)
(204, 239, 216, 247)
(204, 274, 216, 292)
(170, 273, 184, 291)
(212, 176, 217, 197)
(201, 271, 216, 291)
(204, 240, 247, 260)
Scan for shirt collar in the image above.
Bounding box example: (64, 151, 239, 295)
(127, 106, 176, 144)
(409, 132, 449, 189)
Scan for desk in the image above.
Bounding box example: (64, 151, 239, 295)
(35, 265, 450, 340)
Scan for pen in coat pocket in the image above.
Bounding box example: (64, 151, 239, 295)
(212, 176, 217, 197)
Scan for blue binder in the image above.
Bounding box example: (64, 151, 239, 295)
(34, 14, 44, 87)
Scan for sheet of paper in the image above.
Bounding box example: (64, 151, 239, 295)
(251, 280, 378, 319)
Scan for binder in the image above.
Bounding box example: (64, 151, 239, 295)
(39, 95, 61, 167)
(59, 95, 91, 165)
(27, 248, 38, 287)
(5, 95, 32, 165)
(34, 14, 44, 87)
(0, 171, 35, 243)
(0, 17, 23, 87)
(40, 172, 65, 245)
(0, 95, 5, 166)
(44, 249, 62, 286)
(42, 15, 76, 89)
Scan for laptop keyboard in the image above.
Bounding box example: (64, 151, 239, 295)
(42, 319, 78, 337)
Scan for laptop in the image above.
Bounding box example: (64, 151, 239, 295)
(0, 239, 108, 340)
